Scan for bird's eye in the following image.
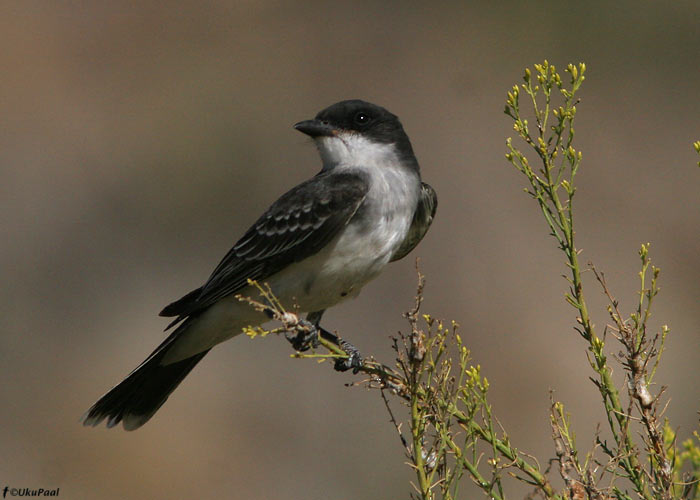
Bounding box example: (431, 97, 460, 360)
(354, 112, 370, 126)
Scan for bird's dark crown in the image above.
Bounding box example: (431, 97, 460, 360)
(309, 99, 418, 169)
(314, 99, 405, 144)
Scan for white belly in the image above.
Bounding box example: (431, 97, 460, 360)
(268, 218, 408, 311)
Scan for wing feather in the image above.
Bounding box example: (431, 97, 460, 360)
(159, 171, 369, 324)
(390, 181, 437, 262)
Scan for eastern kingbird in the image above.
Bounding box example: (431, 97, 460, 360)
(82, 100, 437, 430)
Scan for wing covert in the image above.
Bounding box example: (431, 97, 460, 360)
(161, 171, 368, 324)
(390, 181, 437, 262)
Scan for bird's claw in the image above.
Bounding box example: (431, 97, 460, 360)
(285, 319, 363, 373)
(333, 338, 363, 374)
(284, 319, 320, 352)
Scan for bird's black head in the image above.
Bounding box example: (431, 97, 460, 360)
(294, 100, 417, 169)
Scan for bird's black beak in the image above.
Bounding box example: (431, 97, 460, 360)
(293, 119, 336, 138)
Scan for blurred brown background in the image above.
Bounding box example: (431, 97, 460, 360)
(1, 1, 698, 499)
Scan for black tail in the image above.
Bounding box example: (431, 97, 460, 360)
(82, 332, 210, 431)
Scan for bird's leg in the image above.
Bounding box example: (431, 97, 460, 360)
(321, 327, 363, 374)
(284, 310, 362, 373)
(284, 310, 324, 352)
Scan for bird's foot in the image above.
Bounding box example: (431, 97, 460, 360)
(284, 318, 321, 352)
(315, 327, 362, 373)
(333, 337, 363, 374)
(285, 318, 363, 373)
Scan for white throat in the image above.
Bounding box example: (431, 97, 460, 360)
(315, 133, 400, 169)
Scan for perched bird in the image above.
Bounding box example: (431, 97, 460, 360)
(82, 100, 437, 430)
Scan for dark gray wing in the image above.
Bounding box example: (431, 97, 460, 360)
(160, 171, 369, 325)
(390, 182, 437, 262)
